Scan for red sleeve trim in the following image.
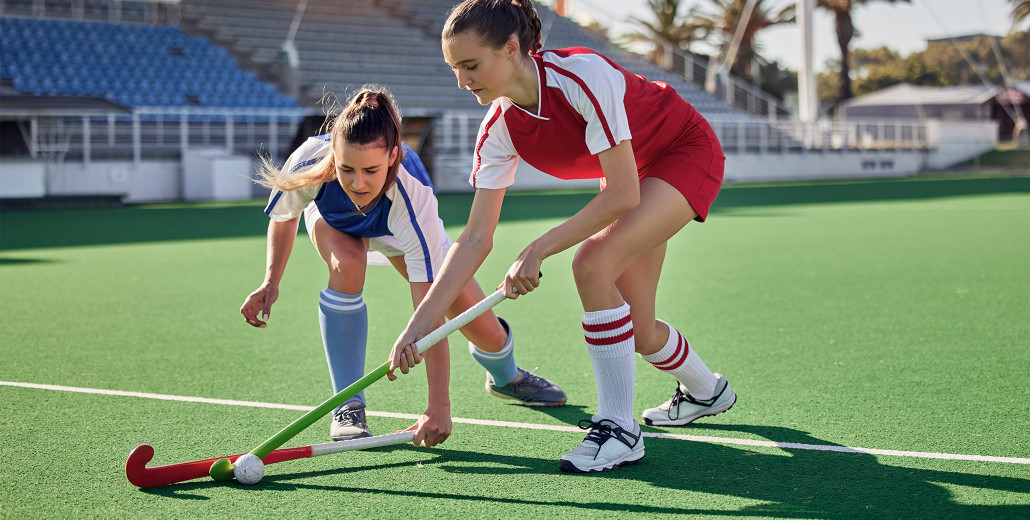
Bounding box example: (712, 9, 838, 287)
(473, 105, 505, 189)
(542, 61, 616, 148)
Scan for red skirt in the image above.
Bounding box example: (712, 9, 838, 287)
(602, 119, 725, 222)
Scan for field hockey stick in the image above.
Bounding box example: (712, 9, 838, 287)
(201, 287, 509, 481)
(126, 431, 414, 488)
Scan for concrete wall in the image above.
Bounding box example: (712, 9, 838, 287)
(924, 120, 998, 170)
(44, 160, 180, 203)
(0, 160, 46, 198)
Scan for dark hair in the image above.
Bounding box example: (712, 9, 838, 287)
(331, 86, 404, 209)
(256, 85, 404, 209)
(443, 0, 542, 55)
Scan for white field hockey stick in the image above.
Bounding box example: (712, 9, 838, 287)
(127, 287, 511, 487)
(127, 431, 415, 488)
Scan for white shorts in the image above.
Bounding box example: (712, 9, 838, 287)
(302, 202, 453, 280)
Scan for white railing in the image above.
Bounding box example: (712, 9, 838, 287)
(436, 111, 934, 157)
(655, 42, 789, 121)
(11, 107, 312, 165)
(710, 118, 933, 154)
(0, 0, 182, 24)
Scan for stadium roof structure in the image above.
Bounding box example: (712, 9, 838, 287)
(840, 83, 1002, 110)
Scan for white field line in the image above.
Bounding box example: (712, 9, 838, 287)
(4, 380, 1029, 465)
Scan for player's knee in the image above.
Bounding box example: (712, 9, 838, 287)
(326, 246, 365, 276)
(571, 241, 618, 287)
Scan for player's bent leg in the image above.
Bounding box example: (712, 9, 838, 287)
(615, 243, 668, 356)
(312, 220, 372, 439)
(449, 279, 567, 406)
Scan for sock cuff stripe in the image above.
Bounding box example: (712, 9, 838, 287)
(585, 327, 634, 346)
(320, 289, 363, 304)
(652, 333, 689, 370)
(582, 303, 631, 325)
(586, 338, 635, 358)
(319, 296, 366, 312)
(582, 314, 631, 333)
(469, 341, 513, 359)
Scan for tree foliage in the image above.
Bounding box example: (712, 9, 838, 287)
(1013, 0, 1030, 25)
(816, 31, 1030, 104)
(816, 0, 911, 102)
(689, 0, 795, 79)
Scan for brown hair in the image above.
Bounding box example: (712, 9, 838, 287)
(442, 0, 542, 55)
(257, 85, 404, 210)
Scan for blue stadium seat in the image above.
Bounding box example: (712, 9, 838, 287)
(0, 17, 297, 110)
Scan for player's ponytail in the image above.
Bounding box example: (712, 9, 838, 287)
(443, 0, 542, 55)
(256, 85, 404, 206)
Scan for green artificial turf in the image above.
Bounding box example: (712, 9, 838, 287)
(2, 176, 1029, 519)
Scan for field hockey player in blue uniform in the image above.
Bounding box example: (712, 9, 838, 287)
(241, 85, 566, 448)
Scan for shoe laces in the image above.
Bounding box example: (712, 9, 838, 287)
(667, 381, 725, 419)
(333, 405, 364, 426)
(517, 367, 550, 389)
(577, 418, 638, 449)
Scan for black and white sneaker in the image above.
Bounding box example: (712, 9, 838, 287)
(486, 367, 567, 407)
(330, 400, 371, 441)
(642, 374, 736, 426)
(559, 416, 645, 473)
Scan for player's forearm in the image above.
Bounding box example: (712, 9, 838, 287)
(529, 186, 637, 261)
(526, 140, 639, 261)
(408, 189, 502, 331)
(422, 336, 451, 408)
(264, 218, 300, 286)
(416, 236, 492, 322)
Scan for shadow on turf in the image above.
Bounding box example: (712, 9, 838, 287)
(141, 423, 1030, 518)
(4, 177, 1029, 250)
(0, 257, 55, 265)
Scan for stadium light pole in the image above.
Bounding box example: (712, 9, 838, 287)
(797, 0, 818, 123)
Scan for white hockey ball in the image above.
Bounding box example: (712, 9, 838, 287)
(233, 454, 265, 485)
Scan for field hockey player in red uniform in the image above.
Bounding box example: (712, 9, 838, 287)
(388, 0, 736, 472)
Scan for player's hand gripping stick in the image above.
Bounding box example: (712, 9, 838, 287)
(206, 287, 509, 481)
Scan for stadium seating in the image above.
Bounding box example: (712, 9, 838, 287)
(0, 17, 298, 110)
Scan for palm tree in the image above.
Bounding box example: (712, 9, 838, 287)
(817, 0, 910, 101)
(626, 0, 707, 64)
(1013, 0, 1030, 25)
(690, 0, 795, 80)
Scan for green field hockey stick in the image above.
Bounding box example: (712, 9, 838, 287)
(208, 287, 510, 481)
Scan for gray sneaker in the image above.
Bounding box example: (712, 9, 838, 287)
(330, 400, 371, 441)
(486, 367, 567, 407)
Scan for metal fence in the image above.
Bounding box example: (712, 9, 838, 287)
(7, 107, 312, 164)
(436, 111, 933, 157)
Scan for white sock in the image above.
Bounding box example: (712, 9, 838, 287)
(641, 320, 718, 400)
(582, 303, 637, 432)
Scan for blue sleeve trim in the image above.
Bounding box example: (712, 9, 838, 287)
(399, 143, 434, 192)
(264, 190, 284, 216)
(290, 157, 322, 174)
(395, 180, 433, 282)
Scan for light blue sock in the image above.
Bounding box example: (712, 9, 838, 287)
(469, 317, 519, 386)
(318, 288, 367, 410)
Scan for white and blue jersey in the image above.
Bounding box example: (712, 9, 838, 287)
(264, 136, 452, 283)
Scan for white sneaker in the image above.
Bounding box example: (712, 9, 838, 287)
(558, 416, 645, 473)
(642, 373, 736, 427)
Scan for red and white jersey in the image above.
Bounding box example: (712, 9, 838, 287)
(470, 47, 708, 189)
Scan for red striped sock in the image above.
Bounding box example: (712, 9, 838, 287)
(582, 303, 637, 432)
(641, 320, 717, 400)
